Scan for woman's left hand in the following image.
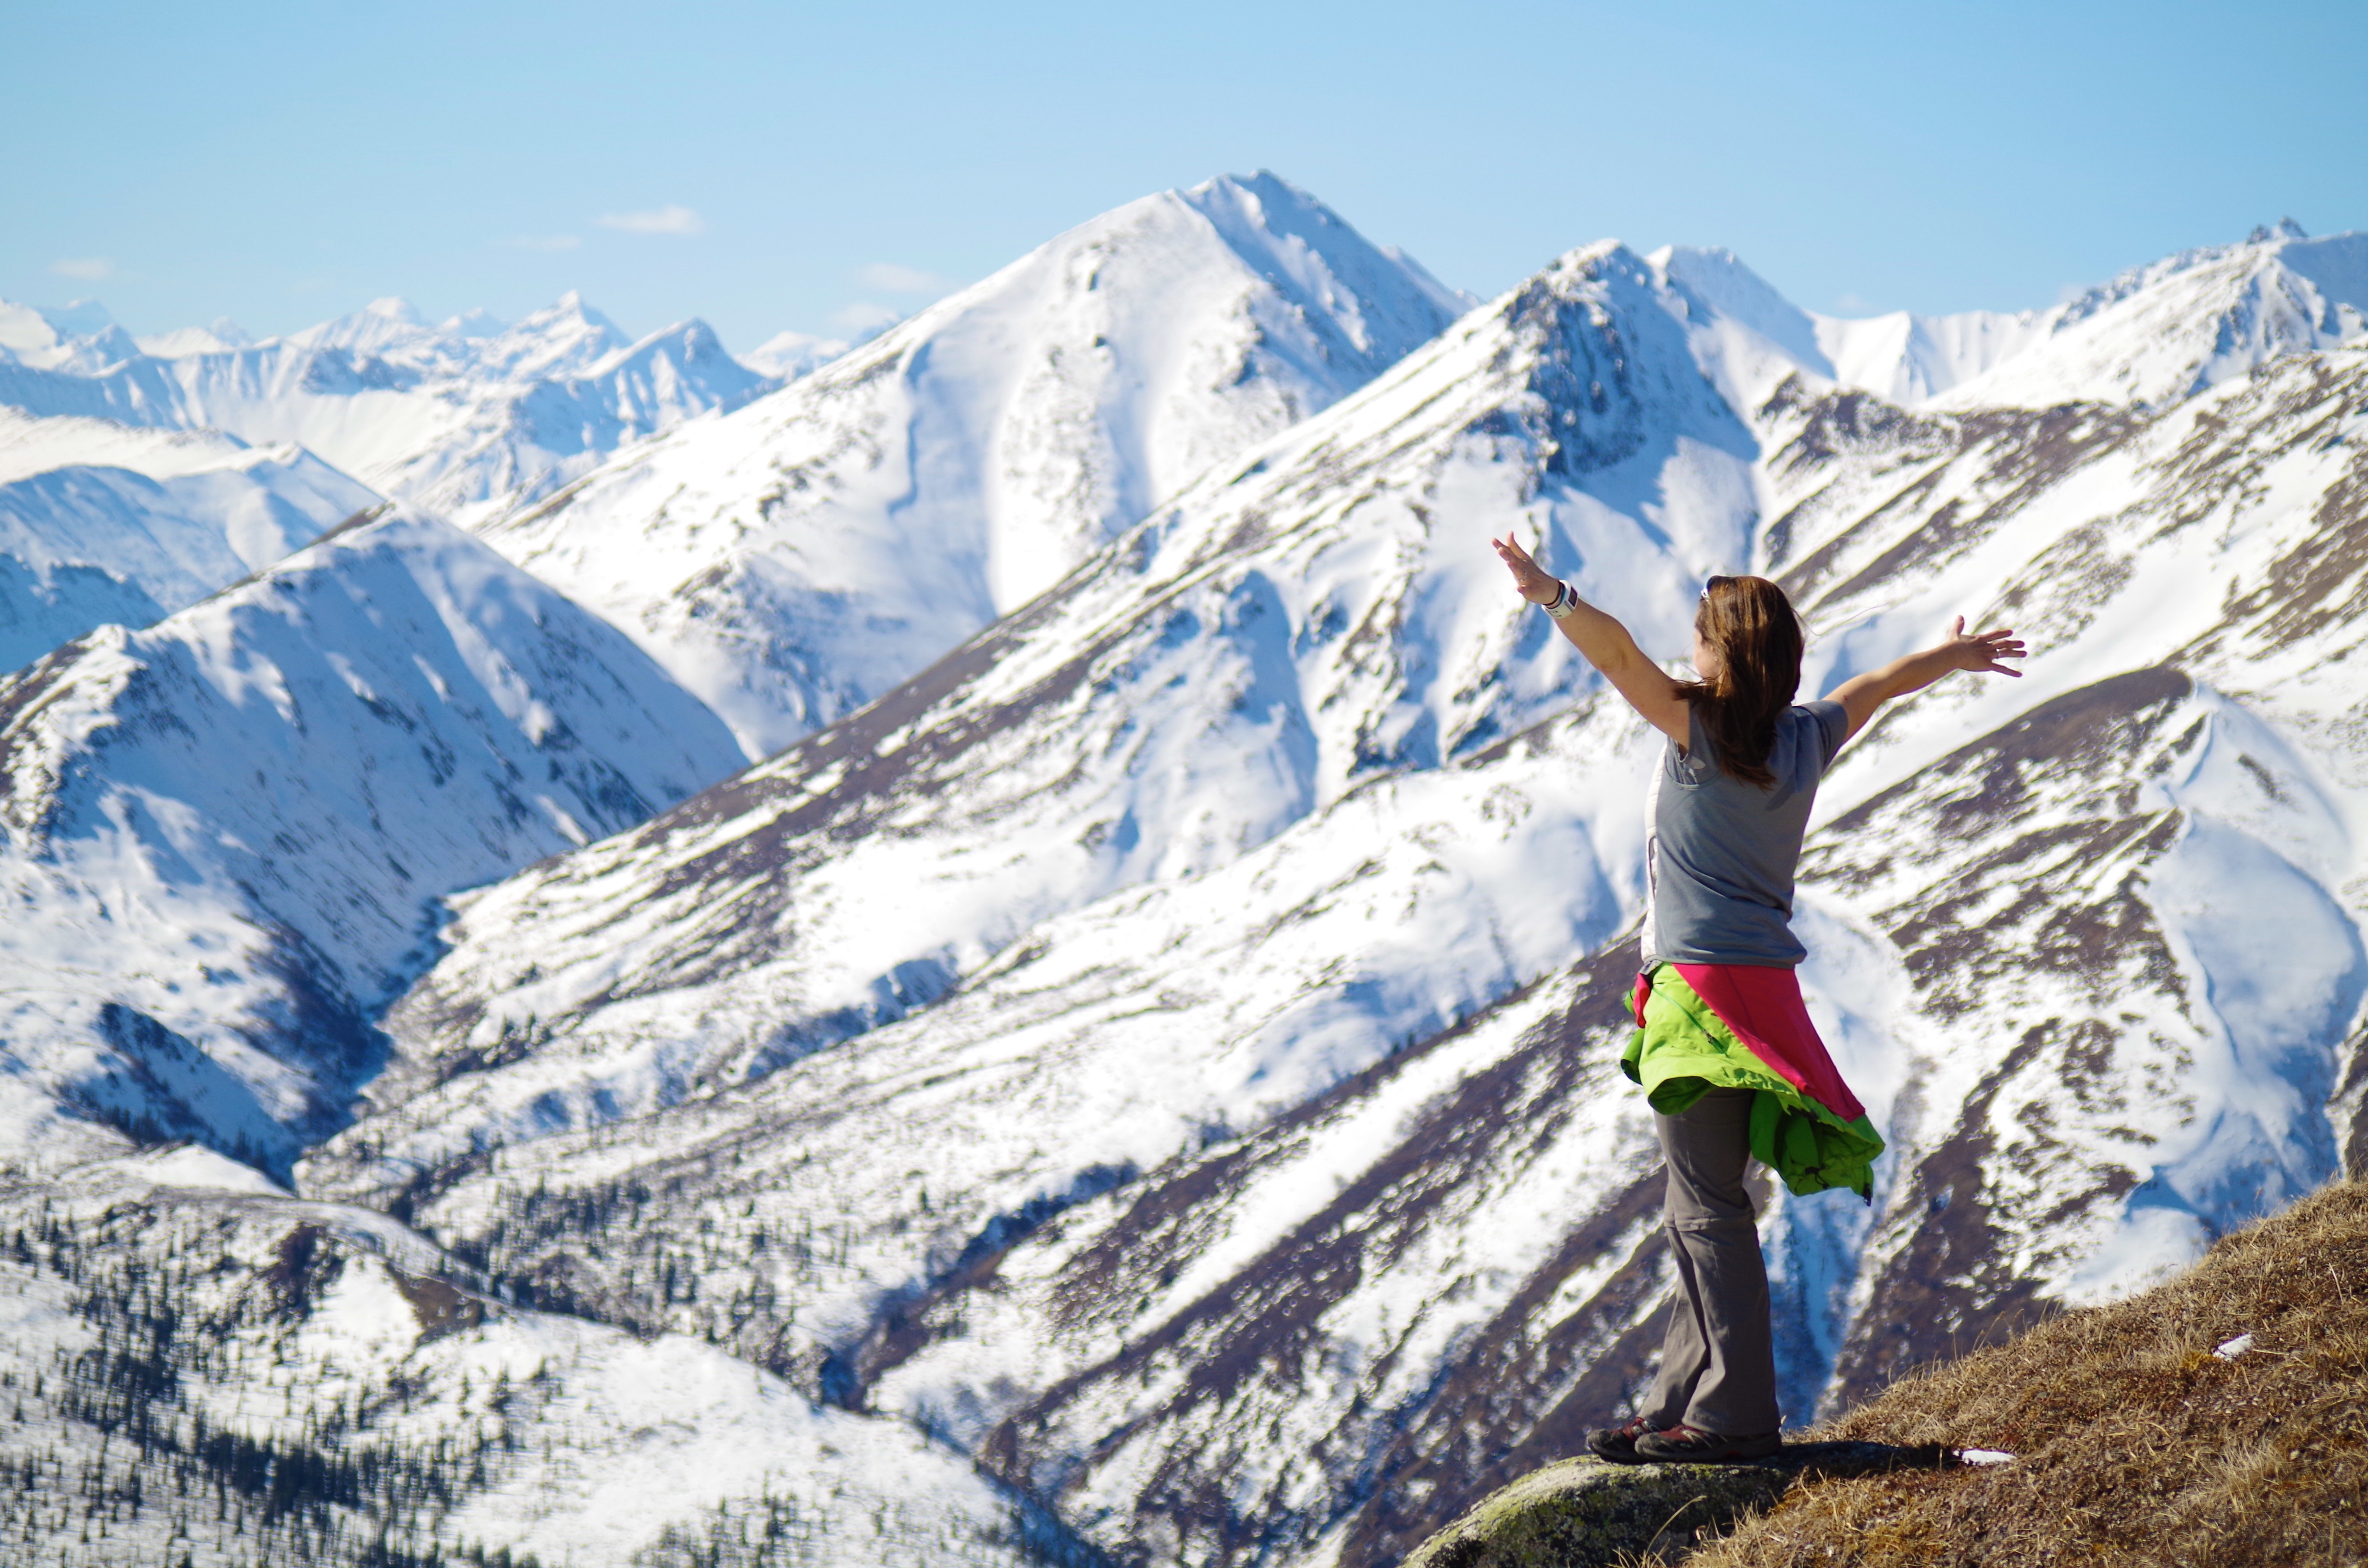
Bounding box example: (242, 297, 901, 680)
(1937, 616, 2026, 676)
(1492, 535, 1561, 604)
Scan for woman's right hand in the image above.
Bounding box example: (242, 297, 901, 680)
(1492, 534, 1690, 744)
(1492, 534, 1561, 603)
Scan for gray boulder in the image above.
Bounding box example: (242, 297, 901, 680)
(1399, 1445, 1951, 1567)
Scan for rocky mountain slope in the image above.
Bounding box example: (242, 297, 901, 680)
(471, 171, 1473, 754)
(292, 223, 2368, 1567)
(0, 1143, 1065, 1567)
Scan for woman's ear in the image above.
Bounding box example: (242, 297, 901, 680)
(1690, 625, 1720, 682)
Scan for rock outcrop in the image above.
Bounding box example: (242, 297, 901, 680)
(1399, 1445, 1951, 1568)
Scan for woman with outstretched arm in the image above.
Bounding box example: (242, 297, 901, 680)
(1491, 534, 2024, 1464)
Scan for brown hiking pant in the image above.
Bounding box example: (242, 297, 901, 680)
(1641, 1086, 1781, 1436)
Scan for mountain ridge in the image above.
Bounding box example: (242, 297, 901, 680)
(0, 506, 745, 1182)
(469, 170, 1474, 755)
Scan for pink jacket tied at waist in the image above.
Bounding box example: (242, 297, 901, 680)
(1630, 962, 1866, 1124)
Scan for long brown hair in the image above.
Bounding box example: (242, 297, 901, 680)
(1675, 575, 1803, 789)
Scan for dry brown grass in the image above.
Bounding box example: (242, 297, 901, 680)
(1688, 1179, 2368, 1567)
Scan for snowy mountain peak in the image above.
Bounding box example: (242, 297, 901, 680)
(294, 296, 456, 362)
(477, 171, 1471, 754)
(739, 327, 850, 380)
(1178, 170, 1474, 348)
(1655, 243, 1788, 311)
(0, 403, 377, 667)
(438, 306, 505, 338)
(0, 297, 136, 372)
(1643, 221, 2368, 414)
(1481, 238, 1757, 488)
(135, 317, 256, 357)
(1929, 223, 2368, 408)
(472, 293, 632, 381)
(510, 290, 617, 335)
(0, 288, 768, 528)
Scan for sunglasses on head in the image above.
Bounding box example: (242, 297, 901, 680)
(1699, 575, 1734, 602)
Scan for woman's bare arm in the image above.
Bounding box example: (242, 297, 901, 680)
(1492, 535, 1690, 746)
(1827, 617, 2025, 741)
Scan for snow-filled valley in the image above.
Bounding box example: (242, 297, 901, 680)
(0, 176, 2364, 1566)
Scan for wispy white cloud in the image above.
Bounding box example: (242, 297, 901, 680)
(50, 257, 115, 281)
(1832, 292, 1880, 315)
(855, 261, 959, 296)
(598, 205, 703, 236)
(501, 234, 582, 252)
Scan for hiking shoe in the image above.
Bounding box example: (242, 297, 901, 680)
(1632, 1424, 1782, 1464)
(1586, 1415, 1661, 1464)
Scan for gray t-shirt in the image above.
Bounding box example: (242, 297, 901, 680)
(1642, 698, 1849, 968)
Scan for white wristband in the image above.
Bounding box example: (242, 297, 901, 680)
(1543, 581, 1580, 620)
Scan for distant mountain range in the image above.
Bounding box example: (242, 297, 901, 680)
(0, 175, 2361, 1567)
(0, 290, 775, 527)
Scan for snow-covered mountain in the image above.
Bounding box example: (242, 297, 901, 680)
(0, 405, 378, 670)
(300, 239, 1727, 1186)
(1667, 218, 2368, 409)
(134, 317, 256, 357)
(0, 292, 775, 527)
(0, 508, 744, 1184)
(0, 298, 145, 374)
(740, 327, 855, 380)
(1931, 220, 2368, 407)
(474, 171, 1472, 755)
(295, 228, 2367, 1567)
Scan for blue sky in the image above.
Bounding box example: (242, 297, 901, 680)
(7, 0, 2365, 349)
